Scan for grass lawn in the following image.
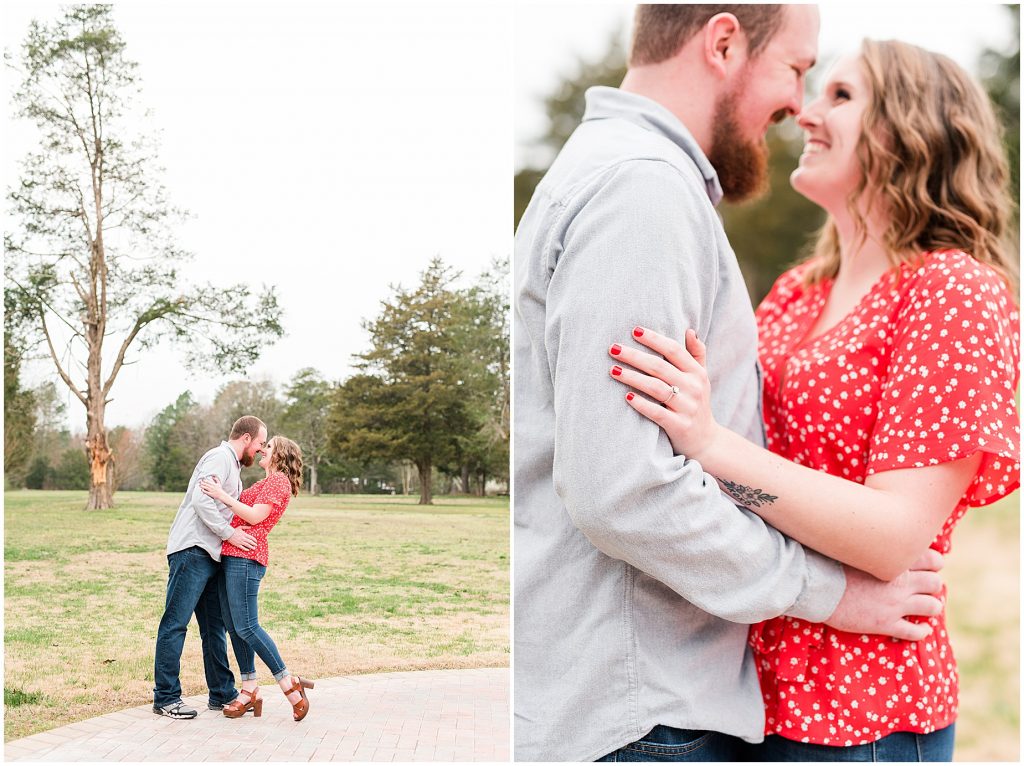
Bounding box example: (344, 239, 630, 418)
(3, 488, 1017, 759)
(4, 490, 509, 741)
(944, 490, 1019, 762)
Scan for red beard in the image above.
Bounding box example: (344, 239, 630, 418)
(708, 89, 771, 203)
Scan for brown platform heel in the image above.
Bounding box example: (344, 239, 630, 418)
(285, 676, 315, 721)
(223, 687, 262, 718)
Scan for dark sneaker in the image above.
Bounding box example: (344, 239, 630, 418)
(153, 700, 198, 719)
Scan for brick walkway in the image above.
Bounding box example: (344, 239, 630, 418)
(4, 668, 508, 762)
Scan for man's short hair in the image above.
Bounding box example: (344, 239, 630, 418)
(630, 4, 786, 67)
(229, 415, 266, 441)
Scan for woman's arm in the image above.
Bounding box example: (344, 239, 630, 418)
(199, 478, 271, 525)
(609, 327, 980, 581)
(682, 425, 978, 581)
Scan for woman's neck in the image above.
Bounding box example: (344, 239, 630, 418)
(830, 206, 893, 288)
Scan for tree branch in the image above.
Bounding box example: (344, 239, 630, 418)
(101, 313, 145, 398)
(6, 274, 82, 338)
(40, 310, 87, 406)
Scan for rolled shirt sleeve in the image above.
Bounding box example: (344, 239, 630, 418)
(547, 160, 844, 624)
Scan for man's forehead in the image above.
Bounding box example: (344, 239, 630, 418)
(773, 5, 820, 62)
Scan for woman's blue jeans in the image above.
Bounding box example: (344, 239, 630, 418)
(219, 555, 290, 682)
(742, 724, 955, 762)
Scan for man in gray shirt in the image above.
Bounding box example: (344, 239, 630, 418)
(152, 415, 266, 719)
(514, 5, 942, 761)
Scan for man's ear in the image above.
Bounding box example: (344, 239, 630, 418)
(703, 12, 744, 79)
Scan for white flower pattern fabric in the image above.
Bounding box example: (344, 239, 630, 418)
(751, 249, 1020, 745)
(221, 472, 291, 567)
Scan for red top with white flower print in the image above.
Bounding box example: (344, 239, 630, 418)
(221, 472, 292, 567)
(752, 249, 1020, 745)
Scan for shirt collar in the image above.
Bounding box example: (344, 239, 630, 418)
(220, 441, 241, 469)
(582, 86, 724, 207)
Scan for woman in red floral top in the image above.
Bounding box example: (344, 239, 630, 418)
(608, 40, 1018, 761)
(199, 436, 315, 722)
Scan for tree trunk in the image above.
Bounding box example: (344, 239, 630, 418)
(460, 465, 471, 494)
(310, 459, 319, 496)
(85, 402, 113, 509)
(401, 460, 413, 495)
(417, 459, 432, 505)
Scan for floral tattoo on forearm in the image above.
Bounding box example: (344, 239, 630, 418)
(719, 479, 778, 509)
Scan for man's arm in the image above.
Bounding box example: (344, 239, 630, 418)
(192, 453, 258, 551)
(548, 159, 844, 624)
(191, 451, 241, 541)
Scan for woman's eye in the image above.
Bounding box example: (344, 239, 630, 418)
(834, 88, 851, 101)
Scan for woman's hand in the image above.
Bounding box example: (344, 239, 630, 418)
(199, 476, 228, 502)
(609, 326, 722, 460)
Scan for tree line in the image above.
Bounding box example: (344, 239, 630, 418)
(5, 257, 510, 504)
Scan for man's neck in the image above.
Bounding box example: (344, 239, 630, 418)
(620, 64, 716, 156)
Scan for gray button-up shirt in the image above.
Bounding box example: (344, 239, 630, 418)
(165, 441, 243, 562)
(513, 87, 846, 762)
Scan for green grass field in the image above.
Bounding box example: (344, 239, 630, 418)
(3, 489, 1017, 760)
(4, 490, 509, 741)
(943, 491, 1019, 762)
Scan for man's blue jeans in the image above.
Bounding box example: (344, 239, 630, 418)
(742, 724, 955, 762)
(219, 555, 289, 681)
(153, 547, 237, 707)
(597, 726, 746, 761)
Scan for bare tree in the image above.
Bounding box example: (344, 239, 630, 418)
(5, 6, 283, 508)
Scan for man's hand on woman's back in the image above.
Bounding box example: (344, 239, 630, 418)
(825, 549, 944, 642)
(226, 528, 257, 551)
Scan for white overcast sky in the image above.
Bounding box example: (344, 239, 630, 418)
(515, 2, 1017, 169)
(3, 1, 513, 431)
(3, 2, 1016, 432)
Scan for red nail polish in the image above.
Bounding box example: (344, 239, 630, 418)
(611, 365, 622, 376)
(626, 392, 634, 401)
(633, 326, 644, 338)
(610, 344, 622, 356)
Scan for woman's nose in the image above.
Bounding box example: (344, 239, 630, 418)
(796, 105, 823, 130)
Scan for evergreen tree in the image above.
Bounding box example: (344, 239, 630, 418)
(144, 392, 201, 491)
(330, 259, 476, 504)
(281, 368, 333, 495)
(4, 293, 36, 487)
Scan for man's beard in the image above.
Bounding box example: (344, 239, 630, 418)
(708, 88, 770, 203)
(240, 450, 256, 468)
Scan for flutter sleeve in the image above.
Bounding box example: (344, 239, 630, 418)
(867, 251, 1020, 507)
(260, 472, 292, 527)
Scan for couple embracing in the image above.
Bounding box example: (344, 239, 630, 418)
(515, 4, 1019, 762)
(151, 416, 314, 722)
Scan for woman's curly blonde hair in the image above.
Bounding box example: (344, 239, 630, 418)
(268, 436, 303, 497)
(804, 38, 1017, 293)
